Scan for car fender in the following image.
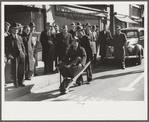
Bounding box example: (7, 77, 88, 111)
(134, 44, 143, 55)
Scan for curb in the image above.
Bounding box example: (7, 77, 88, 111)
(5, 66, 60, 101)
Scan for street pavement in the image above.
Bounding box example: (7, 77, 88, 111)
(11, 58, 145, 101)
(5, 57, 100, 101)
(5, 61, 60, 101)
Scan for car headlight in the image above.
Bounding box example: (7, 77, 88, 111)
(127, 46, 133, 53)
(109, 46, 114, 54)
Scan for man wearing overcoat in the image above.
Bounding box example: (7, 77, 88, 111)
(112, 25, 127, 69)
(76, 25, 93, 82)
(57, 25, 73, 61)
(40, 22, 56, 74)
(5, 23, 26, 87)
(98, 24, 113, 63)
(21, 25, 34, 80)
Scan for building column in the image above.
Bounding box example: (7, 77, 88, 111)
(110, 5, 114, 36)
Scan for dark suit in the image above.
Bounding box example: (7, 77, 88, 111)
(57, 32, 73, 61)
(62, 45, 87, 66)
(68, 29, 76, 38)
(98, 30, 113, 60)
(5, 34, 26, 86)
(113, 33, 127, 68)
(21, 33, 34, 78)
(40, 31, 56, 72)
(78, 35, 93, 81)
(60, 45, 87, 81)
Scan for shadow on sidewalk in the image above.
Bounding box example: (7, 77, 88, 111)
(92, 59, 143, 74)
(5, 84, 34, 101)
(93, 69, 144, 80)
(16, 82, 88, 101)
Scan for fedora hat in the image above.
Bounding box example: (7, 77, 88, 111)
(116, 25, 121, 29)
(46, 22, 53, 27)
(61, 25, 68, 30)
(77, 22, 82, 26)
(70, 22, 75, 26)
(76, 25, 84, 31)
(92, 25, 96, 29)
(10, 23, 20, 29)
(55, 24, 59, 28)
(17, 23, 23, 28)
(29, 22, 36, 27)
(5, 22, 11, 27)
(86, 23, 91, 27)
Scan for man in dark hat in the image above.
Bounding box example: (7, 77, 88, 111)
(5, 23, 26, 87)
(77, 22, 82, 26)
(69, 22, 76, 38)
(5, 22, 11, 37)
(56, 25, 73, 61)
(76, 25, 93, 82)
(112, 25, 127, 69)
(4, 22, 11, 84)
(98, 24, 113, 63)
(40, 22, 57, 74)
(85, 23, 92, 39)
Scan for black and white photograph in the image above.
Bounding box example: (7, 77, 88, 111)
(1, 1, 148, 120)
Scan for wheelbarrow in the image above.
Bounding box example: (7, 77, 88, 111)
(57, 61, 91, 94)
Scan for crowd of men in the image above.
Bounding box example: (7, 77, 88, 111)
(5, 21, 127, 87)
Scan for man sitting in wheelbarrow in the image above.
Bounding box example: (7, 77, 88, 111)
(57, 36, 87, 85)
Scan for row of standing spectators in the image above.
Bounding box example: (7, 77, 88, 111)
(5, 22, 39, 87)
(5, 20, 119, 88)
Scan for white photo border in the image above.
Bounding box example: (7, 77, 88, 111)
(1, 1, 148, 120)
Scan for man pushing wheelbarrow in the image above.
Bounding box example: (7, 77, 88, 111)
(57, 37, 91, 94)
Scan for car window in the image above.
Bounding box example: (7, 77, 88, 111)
(125, 31, 138, 38)
(139, 30, 144, 37)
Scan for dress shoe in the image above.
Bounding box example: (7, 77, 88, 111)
(76, 80, 83, 86)
(13, 83, 18, 88)
(18, 84, 25, 87)
(88, 78, 93, 82)
(49, 70, 58, 74)
(25, 77, 31, 80)
(122, 66, 125, 69)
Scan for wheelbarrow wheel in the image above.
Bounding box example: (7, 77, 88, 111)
(59, 79, 71, 94)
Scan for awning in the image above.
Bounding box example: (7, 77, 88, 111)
(62, 5, 108, 17)
(115, 15, 138, 24)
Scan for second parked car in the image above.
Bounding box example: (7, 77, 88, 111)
(105, 27, 144, 65)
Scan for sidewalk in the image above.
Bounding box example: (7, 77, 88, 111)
(5, 61, 60, 101)
(5, 56, 101, 101)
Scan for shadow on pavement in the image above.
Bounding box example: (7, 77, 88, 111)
(5, 84, 34, 101)
(18, 82, 86, 101)
(92, 59, 143, 74)
(93, 69, 144, 80)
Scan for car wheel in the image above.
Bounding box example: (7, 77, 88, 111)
(59, 79, 71, 93)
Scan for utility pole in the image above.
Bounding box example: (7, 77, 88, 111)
(110, 5, 114, 36)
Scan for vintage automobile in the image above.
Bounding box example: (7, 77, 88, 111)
(105, 27, 144, 65)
